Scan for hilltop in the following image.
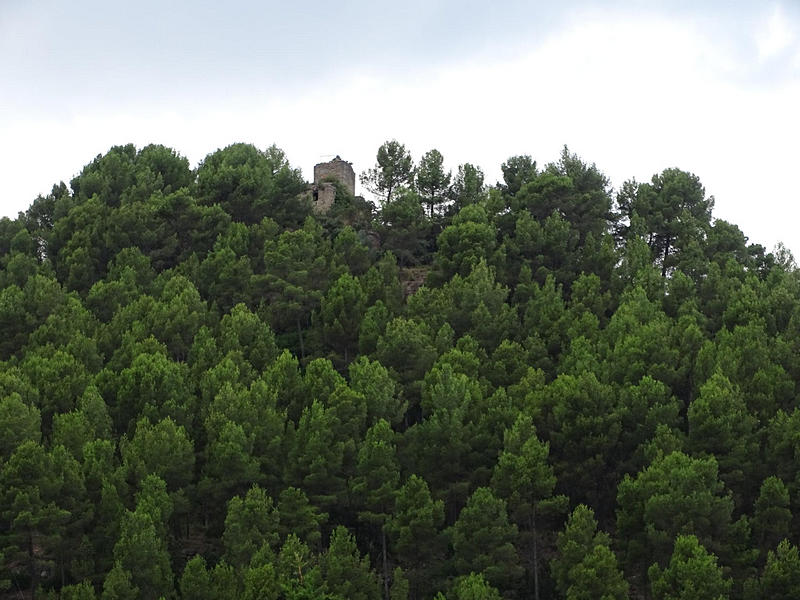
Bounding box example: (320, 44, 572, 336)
(0, 140, 797, 599)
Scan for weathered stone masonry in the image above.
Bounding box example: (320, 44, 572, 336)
(309, 156, 356, 213)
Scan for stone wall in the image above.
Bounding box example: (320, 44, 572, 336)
(313, 156, 355, 195)
(312, 182, 336, 214)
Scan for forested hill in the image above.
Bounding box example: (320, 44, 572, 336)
(1, 140, 799, 600)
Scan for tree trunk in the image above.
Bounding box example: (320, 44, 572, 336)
(532, 506, 539, 600)
(382, 527, 390, 600)
(296, 316, 305, 360)
(29, 531, 37, 600)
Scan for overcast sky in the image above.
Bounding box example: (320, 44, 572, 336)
(2, 1, 799, 253)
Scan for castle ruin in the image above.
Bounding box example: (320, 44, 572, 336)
(309, 156, 355, 213)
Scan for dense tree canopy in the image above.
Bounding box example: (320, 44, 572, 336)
(0, 139, 795, 599)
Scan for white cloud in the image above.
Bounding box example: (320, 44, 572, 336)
(756, 4, 796, 60)
(2, 9, 799, 256)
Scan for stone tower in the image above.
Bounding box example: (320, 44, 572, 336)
(314, 156, 355, 194)
(310, 156, 355, 213)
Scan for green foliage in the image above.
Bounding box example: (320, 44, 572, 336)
(361, 140, 415, 205)
(349, 356, 405, 427)
(648, 535, 731, 600)
(622, 168, 714, 277)
(180, 555, 212, 600)
(375, 316, 437, 401)
(333, 226, 371, 276)
(286, 400, 347, 511)
(378, 189, 432, 266)
(416, 149, 451, 218)
(322, 526, 380, 600)
(501, 155, 537, 196)
(491, 413, 565, 598)
(60, 579, 98, 600)
(258, 217, 338, 357)
(277, 487, 327, 549)
(430, 205, 497, 284)
(199, 419, 261, 520)
(102, 562, 138, 600)
(219, 302, 278, 372)
(451, 572, 502, 600)
(530, 371, 621, 509)
(0, 393, 41, 457)
(21, 345, 90, 432)
(5, 140, 799, 598)
(765, 408, 800, 522)
(196, 143, 308, 226)
(450, 163, 486, 212)
(120, 416, 194, 491)
(753, 476, 792, 555)
(112, 508, 174, 600)
(111, 351, 194, 432)
(390, 567, 409, 600)
(387, 475, 445, 597)
(318, 273, 366, 363)
(687, 372, 758, 505)
(616, 451, 737, 576)
(552, 505, 628, 600)
(242, 562, 280, 600)
(758, 539, 800, 599)
(134, 474, 172, 539)
(451, 487, 523, 592)
(223, 485, 279, 568)
(352, 420, 400, 523)
(410, 259, 516, 351)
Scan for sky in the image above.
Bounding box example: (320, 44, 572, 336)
(2, 0, 799, 253)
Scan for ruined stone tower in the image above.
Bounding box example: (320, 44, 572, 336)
(310, 156, 355, 213)
(314, 156, 355, 194)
